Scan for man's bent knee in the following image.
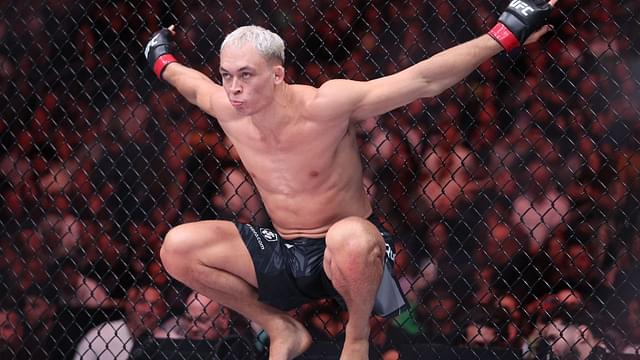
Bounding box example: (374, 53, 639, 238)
(160, 220, 248, 282)
(160, 223, 196, 276)
(325, 216, 384, 259)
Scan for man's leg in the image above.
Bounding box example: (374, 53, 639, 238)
(160, 220, 311, 360)
(323, 216, 385, 360)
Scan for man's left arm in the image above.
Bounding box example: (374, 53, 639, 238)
(408, 0, 556, 98)
(317, 0, 556, 121)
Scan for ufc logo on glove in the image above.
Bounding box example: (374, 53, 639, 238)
(488, 0, 553, 51)
(509, 0, 535, 16)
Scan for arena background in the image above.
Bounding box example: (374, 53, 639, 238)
(1, 1, 639, 359)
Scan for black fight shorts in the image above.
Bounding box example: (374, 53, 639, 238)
(236, 215, 408, 318)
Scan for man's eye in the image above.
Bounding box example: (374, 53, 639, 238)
(242, 72, 251, 79)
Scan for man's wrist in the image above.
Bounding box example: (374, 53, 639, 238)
(480, 33, 508, 55)
(488, 22, 520, 51)
(153, 54, 178, 79)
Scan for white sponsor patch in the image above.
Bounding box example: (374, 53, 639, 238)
(260, 228, 278, 242)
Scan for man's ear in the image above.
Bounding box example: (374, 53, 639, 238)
(273, 65, 285, 84)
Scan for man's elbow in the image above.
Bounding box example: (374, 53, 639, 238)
(420, 80, 454, 99)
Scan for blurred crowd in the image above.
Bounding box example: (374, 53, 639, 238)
(0, 0, 639, 359)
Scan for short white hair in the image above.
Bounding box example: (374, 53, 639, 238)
(220, 25, 285, 65)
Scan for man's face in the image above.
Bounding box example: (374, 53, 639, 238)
(219, 43, 282, 115)
(541, 319, 583, 359)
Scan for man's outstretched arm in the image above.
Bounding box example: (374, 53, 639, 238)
(145, 26, 225, 116)
(315, 0, 557, 121)
(411, 0, 556, 97)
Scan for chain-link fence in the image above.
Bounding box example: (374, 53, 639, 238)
(1, 0, 639, 359)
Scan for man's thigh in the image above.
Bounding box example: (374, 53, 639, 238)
(170, 220, 258, 287)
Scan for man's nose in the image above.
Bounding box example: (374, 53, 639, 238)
(230, 78, 242, 93)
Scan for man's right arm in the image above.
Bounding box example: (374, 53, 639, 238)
(161, 63, 224, 114)
(144, 27, 226, 116)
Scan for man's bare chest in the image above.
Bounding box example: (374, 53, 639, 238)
(221, 120, 355, 192)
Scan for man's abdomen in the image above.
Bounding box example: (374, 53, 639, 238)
(261, 187, 372, 239)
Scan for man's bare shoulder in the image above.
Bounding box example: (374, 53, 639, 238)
(289, 83, 319, 102)
(296, 80, 365, 122)
(314, 78, 363, 99)
(288, 83, 321, 116)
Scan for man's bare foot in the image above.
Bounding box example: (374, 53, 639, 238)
(267, 316, 312, 360)
(340, 339, 369, 360)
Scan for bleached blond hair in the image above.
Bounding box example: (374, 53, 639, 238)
(220, 25, 285, 65)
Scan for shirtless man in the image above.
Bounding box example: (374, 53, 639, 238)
(145, 1, 557, 358)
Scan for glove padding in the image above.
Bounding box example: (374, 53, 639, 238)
(144, 28, 178, 79)
(489, 0, 553, 51)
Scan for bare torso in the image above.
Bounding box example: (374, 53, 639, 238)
(217, 84, 371, 238)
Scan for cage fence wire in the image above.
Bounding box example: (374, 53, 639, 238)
(0, 0, 639, 359)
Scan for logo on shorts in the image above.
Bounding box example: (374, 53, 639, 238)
(246, 225, 265, 250)
(260, 228, 278, 242)
(385, 243, 396, 262)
